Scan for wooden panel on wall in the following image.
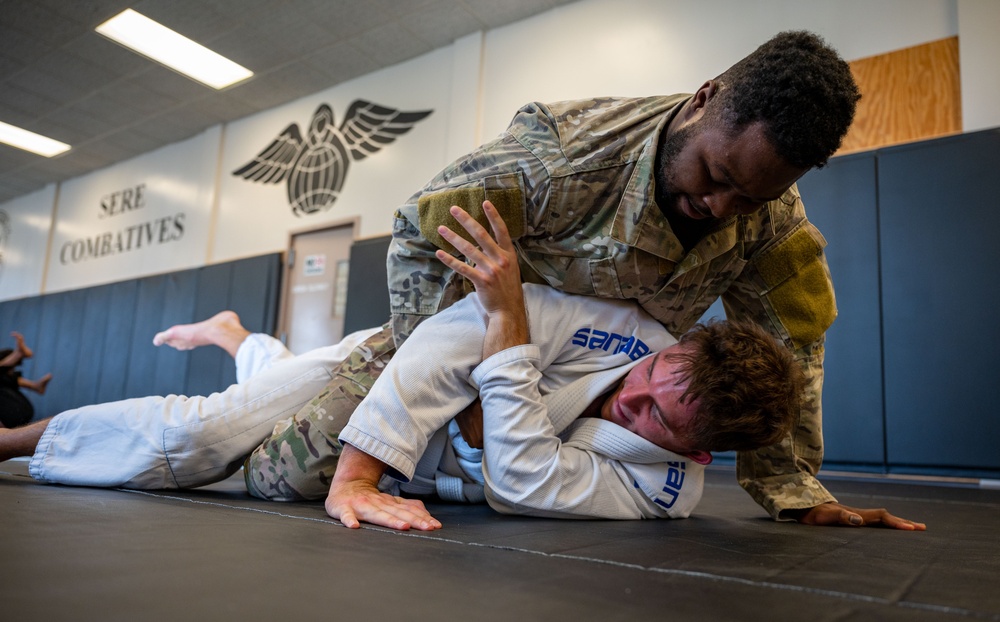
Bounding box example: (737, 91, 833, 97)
(839, 36, 961, 154)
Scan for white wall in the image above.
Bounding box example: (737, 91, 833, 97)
(3, 0, 996, 301)
(478, 0, 961, 141)
(0, 184, 55, 300)
(44, 127, 221, 294)
(212, 46, 459, 262)
(958, 0, 1000, 132)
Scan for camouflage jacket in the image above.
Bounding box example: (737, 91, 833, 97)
(388, 95, 838, 519)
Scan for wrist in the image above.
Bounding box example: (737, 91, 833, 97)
(483, 312, 530, 359)
(333, 443, 388, 486)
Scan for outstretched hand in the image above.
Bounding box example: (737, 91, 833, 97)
(325, 478, 441, 532)
(793, 502, 926, 530)
(325, 443, 441, 531)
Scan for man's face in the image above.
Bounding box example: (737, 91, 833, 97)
(599, 344, 713, 464)
(655, 117, 807, 223)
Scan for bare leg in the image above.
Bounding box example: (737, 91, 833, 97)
(0, 419, 49, 461)
(0, 349, 20, 368)
(152, 311, 250, 358)
(18, 373, 52, 395)
(11, 331, 32, 359)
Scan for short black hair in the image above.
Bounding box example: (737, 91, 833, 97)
(712, 30, 861, 169)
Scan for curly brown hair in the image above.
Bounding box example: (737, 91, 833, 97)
(665, 319, 805, 452)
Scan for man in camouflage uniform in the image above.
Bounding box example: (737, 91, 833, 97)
(321, 31, 923, 529)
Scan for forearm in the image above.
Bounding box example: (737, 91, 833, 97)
(737, 344, 836, 518)
(482, 308, 530, 359)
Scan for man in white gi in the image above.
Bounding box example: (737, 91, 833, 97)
(323, 202, 805, 530)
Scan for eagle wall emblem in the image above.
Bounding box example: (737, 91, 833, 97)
(232, 100, 432, 216)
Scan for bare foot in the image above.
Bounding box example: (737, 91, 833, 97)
(11, 331, 32, 359)
(152, 311, 250, 358)
(19, 373, 52, 395)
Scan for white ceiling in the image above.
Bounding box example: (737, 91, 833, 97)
(0, 0, 574, 204)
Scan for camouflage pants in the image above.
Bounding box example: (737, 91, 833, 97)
(243, 323, 396, 501)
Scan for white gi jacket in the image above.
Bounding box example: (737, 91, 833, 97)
(339, 284, 706, 520)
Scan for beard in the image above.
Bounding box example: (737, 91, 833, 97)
(653, 123, 696, 219)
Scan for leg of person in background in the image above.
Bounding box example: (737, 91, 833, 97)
(17, 373, 52, 395)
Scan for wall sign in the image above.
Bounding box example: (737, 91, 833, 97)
(45, 128, 218, 294)
(231, 100, 432, 216)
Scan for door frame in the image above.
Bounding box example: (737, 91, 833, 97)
(276, 217, 358, 345)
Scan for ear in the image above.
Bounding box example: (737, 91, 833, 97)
(684, 450, 713, 465)
(679, 80, 719, 126)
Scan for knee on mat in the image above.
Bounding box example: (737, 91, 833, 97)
(242, 443, 338, 502)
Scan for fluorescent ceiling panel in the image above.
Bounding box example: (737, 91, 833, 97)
(95, 9, 253, 89)
(0, 121, 71, 157)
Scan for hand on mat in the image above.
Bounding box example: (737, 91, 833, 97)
(793, 502, 926, 530)
(434, 201, 525, 326)
(325, 443, 441, 531)
(326, 479, 441, 532)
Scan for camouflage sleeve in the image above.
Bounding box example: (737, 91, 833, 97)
(723, 195, 838, 519)
(388, 123, 554, 347)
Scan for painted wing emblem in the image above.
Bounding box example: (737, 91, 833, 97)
(232, 100, 433, 216)
(340, 100, 434, 161)
(231, 124, 304, 184)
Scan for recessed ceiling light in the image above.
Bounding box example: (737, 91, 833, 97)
(95, 9, 253, 89)
(0, 121, 71, 157)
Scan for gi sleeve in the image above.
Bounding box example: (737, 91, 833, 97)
(472, 345, 703, 520)
(723, 194, 838, 519)
(337, 295, 488, 481)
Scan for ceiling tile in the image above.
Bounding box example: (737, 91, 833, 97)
(64, 34, 158, 78)
(35, 0, 133, 29)
(350, 22, 433, 67)
(70, 94, 148, 130)
(0, 83, 62, 123)
(132, 0, 236, 44)
(207, 24, 298, 73)
(31, 48, 122, 93)
(0, 24, 60, 68)
(52, 104, 120, 139)
(0, 0, 564, 203)
(405, 2, 483, 48)
(462, 0, 557, 29)
(129, 65, 216, 102)
(2, 1, 82, 46)
(304, 41, 379, 84)
(101, 80, 178, 117)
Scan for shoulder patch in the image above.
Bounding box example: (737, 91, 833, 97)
(418, 181, 525, 254)
(755, 224, 836, 349)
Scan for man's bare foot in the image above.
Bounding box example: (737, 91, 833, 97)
(19, 373, 52, 395)
(152, 311, 250, 358)
(11, 331, 32, 359)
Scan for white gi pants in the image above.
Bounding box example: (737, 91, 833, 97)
(28, 328, 379, 489)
